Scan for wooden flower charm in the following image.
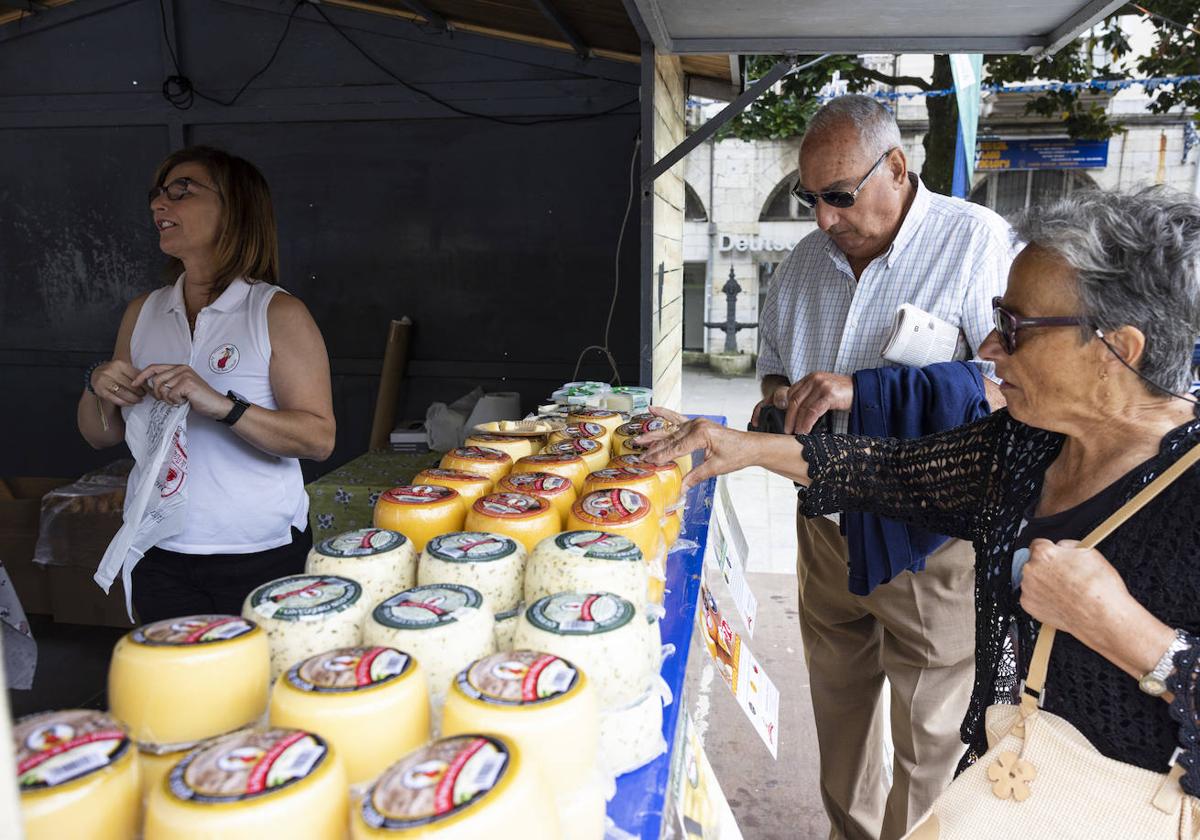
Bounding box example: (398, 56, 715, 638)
(987, 751, 1037, 801)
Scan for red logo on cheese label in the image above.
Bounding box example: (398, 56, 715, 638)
(451, 446, 506, 461)
(473, 492, 546, 518)
(501, 472, 570, 494)
(208, 343, 240, 374)
(381, 485, 456, 505)
(577, 488, 649, 522)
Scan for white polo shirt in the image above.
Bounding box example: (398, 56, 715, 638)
(129, 275, 309, 553)
(757, 175, 1014, 434)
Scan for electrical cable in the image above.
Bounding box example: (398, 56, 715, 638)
(1096, 329, 1199, 404)
(1128, 3, 1200, 38)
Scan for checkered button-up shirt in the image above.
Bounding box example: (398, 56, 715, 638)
(757, 175, 1014, 434)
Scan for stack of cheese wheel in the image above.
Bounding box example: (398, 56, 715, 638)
(463, 433, 537, 462)
(440, 446, 512, 484)
(610, 453, 683, 509)
(511, 452, 589, 492)
(525, 531, 658, 608)
(496, 471, 576, 526)
(547, 421, 610, 449)
(305, 528, 418, 605)
(145, 728, 348, 839)
(373, 485, 466, 552)
(442, 651, 603, 840)
(351, 734, 560, 840)
(581, 466, 666, 519)
(268, 646, 430, 785)
(544, 438, 609, 474)
(363, 584, 495, 705)
(418, 532, 527, 614)
(412, 468, 494, 508)
(628, 414, 694, 475)
(242, 575, 369, 682)
(15, 710, 140, 840)
(566, 489, 664, 566)
(566, 407, 624, 436)
(463, 492, 559, 553)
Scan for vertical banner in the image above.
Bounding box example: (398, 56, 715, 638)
(951, 54, 983, 198)
(710, 477, 759, 637)
(673, 713, 745, 840)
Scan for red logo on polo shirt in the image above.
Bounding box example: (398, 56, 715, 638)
(209, 344, 239, 373)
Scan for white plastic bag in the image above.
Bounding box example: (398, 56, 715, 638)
(94, 400, 191, 619)
(425, 387, 483, 450)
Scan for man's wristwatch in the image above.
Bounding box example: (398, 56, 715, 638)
(1139, 628, 1190, 697)
(220, 391, 251, 426)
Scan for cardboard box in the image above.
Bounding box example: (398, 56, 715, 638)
(0, 477, 72, 615)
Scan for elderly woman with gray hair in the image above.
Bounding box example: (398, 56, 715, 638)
(643, 186, 1200, 795)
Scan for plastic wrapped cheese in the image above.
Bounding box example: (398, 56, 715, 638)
(440, 446, 513, 483)
(306, 528, 418, 604)
(544, 438, 609, 474)
(662, 509, 682, 548)
(566, 408, 623, 436)
(598, 682, 667, 777)
(362, 584, 495, 704)
(418, 532, 527, 614)
(512, 593, 657, 707)
(547, 421, 610, 449)
(351, 735, 560, 839)
(242, 575, 369, 682)
(463, 492, 559, 553)
(373, 485, 467, 552)
(109, 614, 269, 745)
(493, 606, 522, 650)
(511, 452, 589, 492)
(144, 728, 348, 840)
(15, 710, 140, 840)
(268, 646, 430, 784)
(525, 531, 657, 608)
(581, 466, 666, 519)
(610, 454, 683, 508)
(463, 433, 536, 462)
(566, 489, 664, 565)
(557, 771, 608, 840)
(497, 471, 576, 526)
(412, 469, 494, 508)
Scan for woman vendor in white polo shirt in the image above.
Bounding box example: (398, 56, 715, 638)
(76, 146, 335, 623)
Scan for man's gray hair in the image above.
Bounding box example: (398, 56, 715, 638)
(1012, 186, 1200, 396)
(802, 95, 902, 158)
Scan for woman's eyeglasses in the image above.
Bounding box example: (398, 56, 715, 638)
(148, 177, 220, 204)
(791, 148, 895, 209)
(992, 297, 1087, 354)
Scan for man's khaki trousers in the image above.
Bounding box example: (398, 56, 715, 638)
(796, 513, 976, 840)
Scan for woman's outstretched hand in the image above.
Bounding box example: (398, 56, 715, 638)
(636, 407, 763, 493)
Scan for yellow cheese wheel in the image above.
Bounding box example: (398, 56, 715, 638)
(109, 615, 270, 745)
(144, 728, 348, 840)
(566, 490, 664, 563)
(496, 472, 576, 526)
(374, 485, 467, 552)
(442, 651, 599, 796)
(16, 710, 140, 840)
(610, 454, 683, 507)
(351, 735, 560, 840)
(413, 469, 494, 508)
(511, 452, 589, 493)
(581, 467, 666, 519)
(418, 532, 527, 614)
(566, 408, 623, 436)
(439, 446, 513, 484)
(268, 646, 430, 785)
(546, 422, 610, 449)
(463, 493, 560, 553)
(462, 434, 536, 462)
(544, 438, 609, 474)
(306, 528, 418, 605)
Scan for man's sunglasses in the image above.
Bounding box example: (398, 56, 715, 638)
(791, 148, 895, 210)
(148, 177, 221, 204)
(992, 297, 1087, 354)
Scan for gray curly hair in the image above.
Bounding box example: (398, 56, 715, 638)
(802, 95, 901, 160)
(1011, 186, 1200, 396)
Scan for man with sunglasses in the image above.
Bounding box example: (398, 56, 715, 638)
(753, 96, 1014, 840)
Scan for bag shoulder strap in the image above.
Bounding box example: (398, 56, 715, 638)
(1020, 438, 1200, 715)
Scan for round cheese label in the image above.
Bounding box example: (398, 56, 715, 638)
(589, 466, 652, 483)
(249, 575, 362, 622)
(555, 531, 642, 561)
(380, 485, 457, 506)
(527, 592, 635, 635)
(286, 646, 412, 693)
(426, 532, 519, 563)
(16, 710, 131, 791)
(449, 446, 507, 462)
(467, 434, 524, 444)
(362, 736, 510, 828)
(169, 729, 327, 803)
(472, 492, 548, 519)
(568, 409, 618, 421)
(561, 422, 605, 440)
(457, 651, 579, 705)
(417, 468, 489, 484)
(500, 472, 571, 495)
(373, 584, 483, 629)
(619, 439, 650, 453)
(523, 453, 581, 465)
(132, 615, 256, 646)
(575, 489, 651, 524)
(547, 439, 603, 456)
(316, 528, 407, 558)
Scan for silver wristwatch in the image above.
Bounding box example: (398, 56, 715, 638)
(1139, 628, 1190, 697)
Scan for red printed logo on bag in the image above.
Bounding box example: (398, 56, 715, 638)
(208, 344, 240, 374)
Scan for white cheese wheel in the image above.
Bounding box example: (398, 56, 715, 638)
(493, 606, 522, 650)
(306, 528, 418, 605)
(144, 728, 348, 840)
(598, 683, 665, 777)
(242, 575, 369, 683)
(268, 646, 430, 785)
(511, 593, 656, 707)
(544, 438, 609, 474)
(351, 735, 560, 840)
(524, 531, 652, 608)
(610, 454, 683, 507)
(441, 651, 599, 796)
(440, 446, 513, 484)
(511, 452, 589, 492)
(373, 485, 467, 552)
(109, 614, 270, 744)
(566, 408, 623, 436)
(496, 471, 576, 526)
(362, 584, 495, 704)
(16, 710, 140, 840)
(557, 772, 608, 840)
(463, 434, 536, 461)
(418, 532, 527, 614)
(413, 469, 494, 508)
(463, 492, 560, 553)
(581, 467, 666, 519)
(566, 489, 664, 564)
